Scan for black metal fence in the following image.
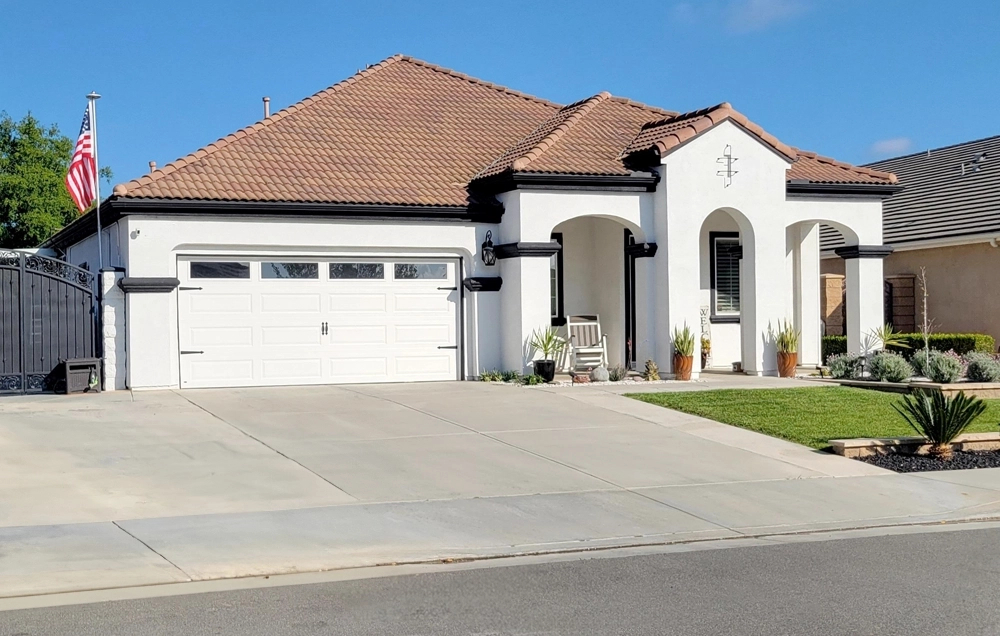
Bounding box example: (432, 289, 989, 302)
(0, 251, 96, 394)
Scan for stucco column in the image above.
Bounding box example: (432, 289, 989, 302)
(100, 270, 127, 391)
(661, 218, 701, 379)
(742, 231, 786, 376)
(838, 245, 892, 354)
(498, 252, 553, 374)
(792, 223, 821, 367)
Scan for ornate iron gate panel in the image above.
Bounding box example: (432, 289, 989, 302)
(0, 251, 96, 394)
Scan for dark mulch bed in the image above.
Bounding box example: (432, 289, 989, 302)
(858, 450, 1000, 473)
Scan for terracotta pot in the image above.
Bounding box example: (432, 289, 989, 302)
(673, 354, 694, 381)
(777, 351, 798, 378)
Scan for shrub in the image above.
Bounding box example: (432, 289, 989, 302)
(521, 374, 545, 386)
(910, 349, 932, 377)
(893, 389, 987, 458)
(868, 351, 913, 383)
(822, 336, 847, 364)
(887, 333, 995, 358)
(965, 352, 1000, 383)
(643, 359, 660, 381)
(607, 364, 628, 382)
(480, 369, 502, 382)
(827, 353, 863, 379)
(500, 370, 523, 383)
(926, 350, 965, 384)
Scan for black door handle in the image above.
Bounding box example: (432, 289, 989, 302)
(180, 350, 204, 355)
(437, 345, 458, 350)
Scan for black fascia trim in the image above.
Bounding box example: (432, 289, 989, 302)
(624, 242, 658, 258)
(471, 171, 660, 195)
(494, 241, 562, 259)
(551, 232, 564, 326)
(462, 276, 503, 292)
(118, 277, 181, 293)
(42, 196, 504, 250)
(786, 182, 903, 199)
(834, 244, 895, 259)
(709, 231, 741, 324)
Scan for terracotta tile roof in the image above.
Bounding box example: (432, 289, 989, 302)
(114, 55, 559, 207)
(474, 93, 676, 179)
(112, 55, 893, 207)
(622, 102, 798, 160)
(789, 149, 898, 185)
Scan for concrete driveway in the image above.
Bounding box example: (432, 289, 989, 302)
(3, 378, 1000, 598)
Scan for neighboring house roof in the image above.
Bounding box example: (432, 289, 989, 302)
(820, 135, 1000, 251)
(46, 54, 898, 250)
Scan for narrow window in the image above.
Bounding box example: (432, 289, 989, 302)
(550, 233, 564, 326)
(329, 263, 385, 279)
(261, 262, 318, 279)
(711, 233, 741, 321)
(190, 262, 250, 279)
(394, 263, 447, 280)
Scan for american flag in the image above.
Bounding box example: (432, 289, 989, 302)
(65, 107, 97, 213)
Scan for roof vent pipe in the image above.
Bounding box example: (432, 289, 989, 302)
(149, 161, 156, 172)
(263, 96, 270, 118)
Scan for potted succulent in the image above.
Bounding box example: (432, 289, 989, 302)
(774, 319, 800, 378)
(528, 327, 567, 383)
(672, 323, 695, 381)
(700, 335, 711, 370)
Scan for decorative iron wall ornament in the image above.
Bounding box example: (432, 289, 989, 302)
(481, 230, 496, 266)
(716, 144, 739, 188)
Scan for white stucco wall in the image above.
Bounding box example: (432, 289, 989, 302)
(698, 210, 742, 368)
(65, 221, 124, 277)
(107, 215, 500, 389)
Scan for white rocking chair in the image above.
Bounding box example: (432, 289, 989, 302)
(567, 315, 608, 371)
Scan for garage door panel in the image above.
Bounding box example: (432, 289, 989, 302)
(394, 324, 451, 344)
(329, 357, 389, 379)
(261, 293, 321, 313)
(188, 359, 255, 383)
(329, 293, 386, 312)
(189, 293, 253, 314)
(395, 354, 453, 376)
(262, 358, 323, 380)
(329, 325, 387, 345)
(261, 326, 321, 346)
(394, 293, 453, 313)
(189, 326, 253, 347)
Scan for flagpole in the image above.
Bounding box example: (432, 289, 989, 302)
(87, 92, 103, 273)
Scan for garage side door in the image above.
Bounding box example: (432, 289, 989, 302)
(177, 258, 460, 388)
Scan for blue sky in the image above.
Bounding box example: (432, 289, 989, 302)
(3, 0, 998, 186)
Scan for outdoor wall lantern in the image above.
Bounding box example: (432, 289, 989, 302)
(481, 230, 496, 266)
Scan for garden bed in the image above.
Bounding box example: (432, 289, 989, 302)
(814, 378, 1000, 399)
(858, 450, 1000, 473)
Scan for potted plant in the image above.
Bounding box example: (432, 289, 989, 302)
(700, 335, 711, 370)
(774, 319, 800, 378)
(528, 327, 567, 383)
(672, 323, 695, 381)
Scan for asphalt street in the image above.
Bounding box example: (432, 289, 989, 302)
(4, 526, 1000, 635)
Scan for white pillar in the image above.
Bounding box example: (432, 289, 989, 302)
(499, 255, 551, 374)
(793, 223, 821, 367)
(742, 230, 786, 376)
(659, 215, 701, 378)
(845, 256, 884, 354)
(100, 270, 127, 391)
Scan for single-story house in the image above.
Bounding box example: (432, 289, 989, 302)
(44, 54, 899, 390)
(821, 135, 1000, 342)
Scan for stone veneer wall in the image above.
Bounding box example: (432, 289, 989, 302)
(885, 274, 916, 334)
(821, 274, 845, 336)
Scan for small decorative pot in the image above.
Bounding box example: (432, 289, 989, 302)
(673, 354, 694, 381)
(700, 351, 709, 370)
(533, 359, 556, 382)
(777, 351, 798, 378)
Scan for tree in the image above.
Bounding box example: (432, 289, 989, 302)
(0, 112, 110, 249)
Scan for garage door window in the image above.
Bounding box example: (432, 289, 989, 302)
(190, 262, 250, 279)
(329, 263, 385, 279)
(262, 262, 318, 279)
(394, 263, 447, 280)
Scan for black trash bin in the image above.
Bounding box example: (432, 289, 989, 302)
(61, 358, 101, 394)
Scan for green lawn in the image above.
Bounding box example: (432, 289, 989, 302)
(628, 387, 1000, 450)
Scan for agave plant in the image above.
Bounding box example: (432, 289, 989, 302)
(871, 323, 910, 351)
(893, 389, 987, 459)
(772, 319, 799, 354)
(672, 324, 695, 357)
(528, 327, 567, 361)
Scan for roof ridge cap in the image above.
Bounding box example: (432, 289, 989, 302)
(115, 54, 408, 196)
(794, 147, 897, 182)
(398, 56, 562, 109)
(606, 95, 679, 117)
(510, 92, 610, 171)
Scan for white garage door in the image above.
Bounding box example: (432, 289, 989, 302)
(178, 257, 461, 388)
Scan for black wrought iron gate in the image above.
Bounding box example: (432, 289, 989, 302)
(0, 251, 96, 394)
